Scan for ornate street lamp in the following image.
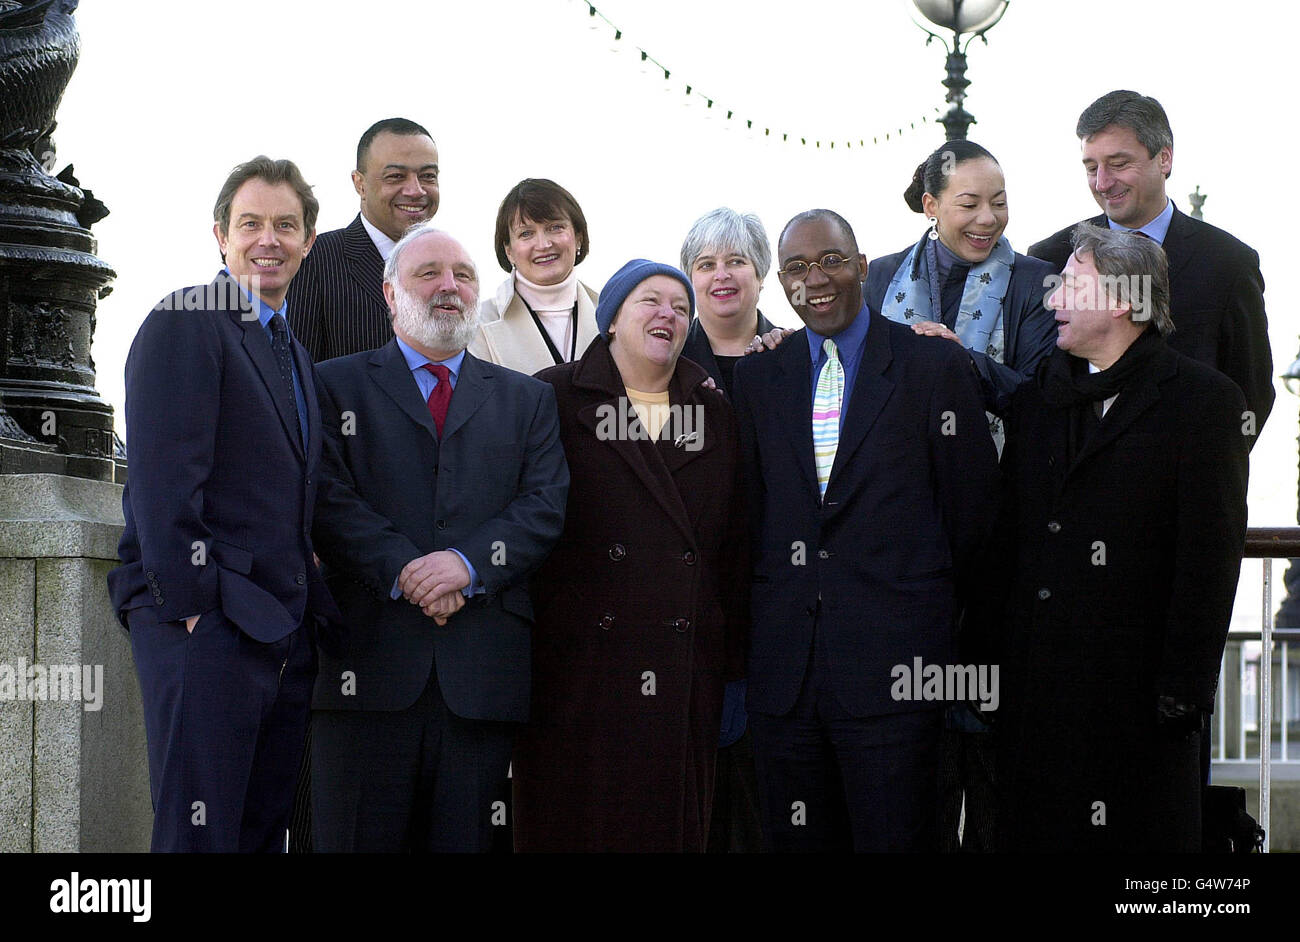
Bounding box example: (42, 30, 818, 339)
(908, 0, 1009, 141)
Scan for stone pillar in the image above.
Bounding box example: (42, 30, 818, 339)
(0, 473, 149, 851)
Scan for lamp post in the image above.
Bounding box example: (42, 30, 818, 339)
(1278, 353, 1300, 628)
(909, 0, 1009, 141)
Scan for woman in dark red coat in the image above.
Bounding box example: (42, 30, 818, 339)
(513, 259, 748, 852)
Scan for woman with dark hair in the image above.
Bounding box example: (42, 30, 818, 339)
(864, 140, 1057, 432)
(864, 141, 1057, 853)
(469, 178, 600, 373)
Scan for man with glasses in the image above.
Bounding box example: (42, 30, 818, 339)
(730, 209, 1000, 852)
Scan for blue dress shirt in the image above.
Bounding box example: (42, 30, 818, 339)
(805, 304, 872, 432)
(1108, 197, 1174, 244)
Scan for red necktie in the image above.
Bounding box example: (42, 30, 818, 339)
(421, 363, 452, 437)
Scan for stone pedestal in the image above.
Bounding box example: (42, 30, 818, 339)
(0, 473, 149, 851)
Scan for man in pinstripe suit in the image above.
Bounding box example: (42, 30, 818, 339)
(285, 117, 438, 850)
(288, 117, 439, 362)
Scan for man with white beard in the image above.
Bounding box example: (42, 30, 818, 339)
(308, 224, 569, 852)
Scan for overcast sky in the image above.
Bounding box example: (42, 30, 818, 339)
(55, 0, 1300, 625)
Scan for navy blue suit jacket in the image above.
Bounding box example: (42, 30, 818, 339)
(731, 312, 1000, 718)
(310, 340, 569, 723)
(108, 271, 339, 642)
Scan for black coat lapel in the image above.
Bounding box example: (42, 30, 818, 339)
(771, 332, 820, 501)
(343, 215, 388, 311)
(828, 312, 894, 491)
(1069, 348, 1175, 473)
(368, 339, 439, 442)
(1159, 205, 1195, 283)
(225, 273, 307, 462)
(441, 351, 493, 442)
(572, 338, 698, 544)
(291, 336, 320, 470)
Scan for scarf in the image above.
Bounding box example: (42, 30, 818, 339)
(880, 230, 1013, 361)
(1041, 326, 1164, 409)
(1041, 327, 1164, 463)
(881, 230, 1015, 451)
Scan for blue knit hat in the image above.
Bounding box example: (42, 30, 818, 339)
(595, 259, 695, 336)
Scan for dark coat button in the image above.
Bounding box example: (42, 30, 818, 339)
(436, 520, 447, 530)
(673, 618, 690, 632)
(1037, 588, 1051, 601)
(805, 605, 817, 616)
(146, 570, 156, 579)
(817, 549, 830, 559)
(599, 613, 615, 630)
(1047, 520, 1061, 534)
(682, 550, 696, 565)
(609, 544, 626, 561)
(295, 572, 307, 585)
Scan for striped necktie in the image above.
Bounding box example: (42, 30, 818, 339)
(812, 338, 843, 498)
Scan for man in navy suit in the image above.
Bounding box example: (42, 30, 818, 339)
(108, 156, 337, 852)
(731, 209, 1000, 852)
(309, 224, 568, 852)
(287, 117, 439, 362)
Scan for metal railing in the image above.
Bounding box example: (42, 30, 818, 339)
(1214, 528, 1300, 852)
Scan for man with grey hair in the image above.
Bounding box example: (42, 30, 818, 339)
(1029, 89, 1273, 443)
(985, 223, 1249, 850)
(308, 223, 569, 851)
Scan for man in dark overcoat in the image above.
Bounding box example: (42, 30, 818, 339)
(992, 224, 1249, 851)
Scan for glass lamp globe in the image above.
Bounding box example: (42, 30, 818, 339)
(912, 0, 1009, 35)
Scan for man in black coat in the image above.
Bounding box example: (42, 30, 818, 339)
(992, 224, 1249, 851)
(309, 224, 568, 851)
(732, 209, 1000, 852)
(287, 117, 439, 362)
(1028, 90, 1273, 443)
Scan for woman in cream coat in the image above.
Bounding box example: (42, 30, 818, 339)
(470, 178, 600, 373)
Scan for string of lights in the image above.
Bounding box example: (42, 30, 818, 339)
(575, 0, 940, 148)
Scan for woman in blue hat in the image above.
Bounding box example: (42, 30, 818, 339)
(513, 260, 748, 852)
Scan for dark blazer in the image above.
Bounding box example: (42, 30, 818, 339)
(309, 341, 568, 723)
(731, 311, 1000, 719)
(1028, 206, 1274, 437)
(512, 336, 748, 851)
(991, 341, 1249, 851)
(108, 271, 337, 640)
(287, 214, 393, 362)
(680, 309, 776, 393)
(864, 246, 1058, 416)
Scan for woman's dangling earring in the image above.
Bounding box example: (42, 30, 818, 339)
(927, 216, 939, 241)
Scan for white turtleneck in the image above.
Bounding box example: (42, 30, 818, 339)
(515, 269, 579, 361)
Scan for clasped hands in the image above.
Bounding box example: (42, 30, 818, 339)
(399, 550, 471, 626)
